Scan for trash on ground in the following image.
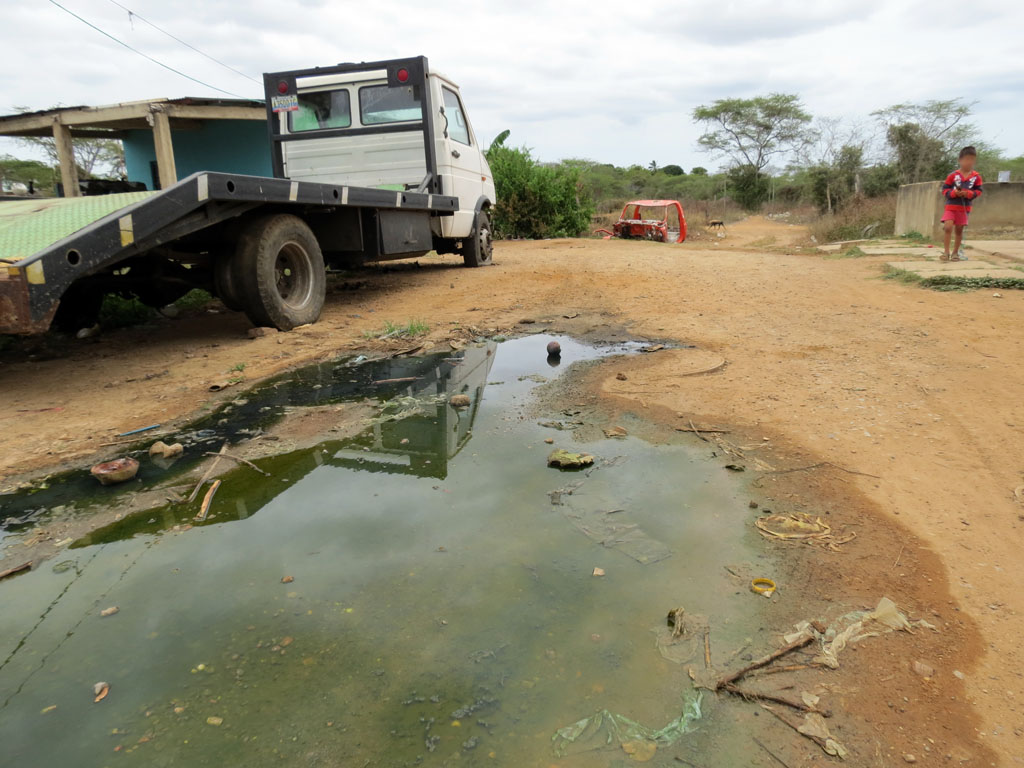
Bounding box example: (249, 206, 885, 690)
(449, 394, 471, 408)
(656, 607, 709, 665)
(763, 705, 849, 759)
(149, 441, 184, 458)
(93, 682, 110, 702)
(206, 716, 223, 726)
(117, 424, 160, 437)
(208, 380, 237, 392)
(562, 504, 671, 564)
(547, 449, 594, 469)
(552, 693, 703, 757)
(100, 606, 119, 617)
(546, 341, 561, 358)
(724, 464, 745, 472)
(784, 596, 938, 670)
(281, 575, 294, 584)
(755, 512, 856, 551)
(592, 567, 605, 577)
(751, 578, 777, 598)
(90, 457, 139, 485)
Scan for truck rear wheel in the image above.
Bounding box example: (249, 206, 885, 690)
(235, 214, 326, 330)
(462, 210, 493, 267)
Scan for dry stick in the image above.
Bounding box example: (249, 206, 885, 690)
(893, 543, 906, 569)
(188, 442, 227, 503)
(752, 737, 793, 768)
(721, 683, 829, 717)
(203, 451, 270, 476)
(0, 561, 32, 581)
(761, 705, 832, 752)
(675, 426, 731, 435)
(703, 629, 712, 669)
(747, 663, 816, 677)
(715, 635, 814, 690)
(371, 376, 419, 385)
(195, 479, 222, 522)
(762, 461, 880, 480)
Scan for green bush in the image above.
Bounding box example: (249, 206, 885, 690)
(485, 141, 594, 239)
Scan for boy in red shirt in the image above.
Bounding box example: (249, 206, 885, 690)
(940, 146, 982, 261)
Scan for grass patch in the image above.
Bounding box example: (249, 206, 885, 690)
(98, 294, 152, 329)
(921, 275, 1024, 291)
(882, 265, 922, 284)
(746, 236, 777, 248)
(809, 194, 896, 244)
(825, 245, 868, 260)
(175, 288, 213, 311)
(363, 319, 430, 339)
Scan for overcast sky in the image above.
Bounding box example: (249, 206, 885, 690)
(3, 0, 1023, 171)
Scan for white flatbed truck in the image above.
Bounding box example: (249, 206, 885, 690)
(0, 56, 495, 334)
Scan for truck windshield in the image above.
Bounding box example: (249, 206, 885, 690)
(359, 85, 423, 125)
(289, 89, 352, 132)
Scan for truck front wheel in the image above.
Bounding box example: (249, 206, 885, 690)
(462, 210, 493, 267)
(235, 215, 326, 330)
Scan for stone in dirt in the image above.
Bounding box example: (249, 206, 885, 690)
(913, 660, 935, 678)
(248, 327, 278, 339)
(547, 449, 594, 469)
(450, 394, 471, 408)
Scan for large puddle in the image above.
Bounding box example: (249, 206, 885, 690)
(0, 336, 770, 767)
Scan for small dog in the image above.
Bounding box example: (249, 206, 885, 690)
(707, 220, 726, 232)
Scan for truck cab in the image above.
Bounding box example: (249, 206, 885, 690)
(266, 57, 495, 256)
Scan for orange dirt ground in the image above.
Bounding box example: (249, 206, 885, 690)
(1, 217, 1022, 765)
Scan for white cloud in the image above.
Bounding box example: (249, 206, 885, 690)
(2, 0, 1021, 170)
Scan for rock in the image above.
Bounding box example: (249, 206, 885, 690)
(913, 660, 935, 678)
(100, 606, 119, 617)
(903, 754, 917, 763)
(90, 457, 139, 485)
(248, 326, 278, 339)
(149, 441, 184, 459)
(603, 426, 628, 438)
(544, 438, 554, 444)
(281, 575, 294, 584)
(450, 394, 471, 408)
(615, 372, 628, 381)
(749, 501, 759, 509)
(547, 448, 594, 469)
(546, 340, 561, 357)
(592, 567, 605, 577)
(206, 716, 224, 726)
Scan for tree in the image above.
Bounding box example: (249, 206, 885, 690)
(661, 164, 685, 176)
(690, 166, 708, 176)
(872, 99, 977, 184)
(0, 154, 57, 193)
(800, 117, 868, 212)
(647, 160, 658, 173)
(693, 94, 812, 172)
(726, 164, 770, 210)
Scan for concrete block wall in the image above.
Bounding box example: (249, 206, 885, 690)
(896, 180, 1024, 239)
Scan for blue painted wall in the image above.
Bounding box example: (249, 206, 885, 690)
(123, 119, 272, 188)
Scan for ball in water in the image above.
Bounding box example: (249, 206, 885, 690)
(546, 341, 561, 358)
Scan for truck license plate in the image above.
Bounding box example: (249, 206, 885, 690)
(271, 94, 299, 113)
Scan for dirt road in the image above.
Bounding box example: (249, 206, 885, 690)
(2, 217, 1023, 764)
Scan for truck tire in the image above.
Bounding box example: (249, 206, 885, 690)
(234, 214, 326, 330)
(213, 254, 244, 311)
(462, 210, 493, 267)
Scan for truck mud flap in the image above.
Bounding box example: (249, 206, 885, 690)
(378, 210, 433, 255)
(0, 270, 56, 335)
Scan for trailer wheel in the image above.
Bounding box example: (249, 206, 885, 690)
(462, 210, 493, 267)
(235, 215, 326, 330)
(213, 254, 244, 311)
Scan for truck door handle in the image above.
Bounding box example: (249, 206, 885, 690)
(451, 149, 461, 159)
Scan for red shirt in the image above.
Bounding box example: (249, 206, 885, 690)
(941, 169, 983, 212)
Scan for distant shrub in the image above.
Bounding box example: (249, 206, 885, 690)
(809, 194, 896, 243)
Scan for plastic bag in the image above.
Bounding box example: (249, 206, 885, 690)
(552, 693, 703, 757)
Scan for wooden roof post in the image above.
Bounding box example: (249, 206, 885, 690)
(52, 119, 80, 197)
(149, 105, 177, 190)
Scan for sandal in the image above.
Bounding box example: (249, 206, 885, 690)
(940, 253, 951, 262)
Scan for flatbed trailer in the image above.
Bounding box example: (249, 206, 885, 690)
(0, 56, 495, 335)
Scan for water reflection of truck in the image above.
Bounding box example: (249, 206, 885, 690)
(0, 57, 495, 334)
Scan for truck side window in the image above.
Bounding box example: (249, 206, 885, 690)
(289, 89, 352, 133)
(442, 88, 471, 146)
(359, 85, 423, 125)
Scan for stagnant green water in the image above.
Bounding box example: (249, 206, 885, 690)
(0, 337, 771, 767)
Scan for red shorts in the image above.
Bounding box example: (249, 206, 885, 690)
(941, 207, 969, 227)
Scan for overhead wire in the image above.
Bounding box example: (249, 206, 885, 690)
(105, 0, 260, 85)
(45, 0, 243, 98)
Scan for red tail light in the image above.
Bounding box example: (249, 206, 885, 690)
(277, 80, 289, 94)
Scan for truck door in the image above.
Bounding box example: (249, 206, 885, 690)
(434, 84, 482, 239)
